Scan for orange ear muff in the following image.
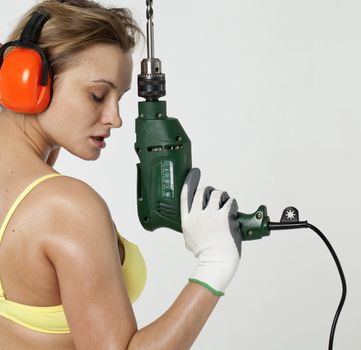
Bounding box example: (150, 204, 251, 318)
(0, 11, 52, 114)
(0, 47, 51, 113)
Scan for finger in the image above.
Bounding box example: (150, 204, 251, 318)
(205, 190, 224, 211)
(202, 186, 215, 210)
(222, 197, 239, 216)
(181, 168, 201, 214)
(191, 186, 209, 212)
(219, 191, 230, 209)
(227, 199, 242, 256)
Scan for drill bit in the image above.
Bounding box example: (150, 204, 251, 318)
(146, 0, 155, 59)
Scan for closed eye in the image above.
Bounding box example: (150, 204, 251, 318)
(92, 93, 105, 104)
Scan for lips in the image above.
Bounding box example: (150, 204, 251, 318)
(90, 136, 106, 149)
(92, 136, 105, 141)
(91, 133, 110, 140)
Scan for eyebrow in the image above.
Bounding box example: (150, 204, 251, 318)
(91, 79, 118, 89)
(91, 79, 131, 93)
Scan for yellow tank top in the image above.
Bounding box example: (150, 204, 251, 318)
(0, 173, 146, 334)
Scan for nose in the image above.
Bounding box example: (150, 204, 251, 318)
(114, 111, 123, 128)
(103, 104, 122, 128)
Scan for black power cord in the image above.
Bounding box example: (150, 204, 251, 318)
(268, 207, 347, 350)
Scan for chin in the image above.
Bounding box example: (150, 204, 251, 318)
(81, 151, 101, 161)
(65, 146, 101, 161)
(82, 154, 100, 161)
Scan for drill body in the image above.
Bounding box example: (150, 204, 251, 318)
(135, 101, 192, 232)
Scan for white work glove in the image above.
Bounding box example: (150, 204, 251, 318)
(181, 168, 242, 296)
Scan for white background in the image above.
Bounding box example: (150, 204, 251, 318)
(1, 1, 360, 349)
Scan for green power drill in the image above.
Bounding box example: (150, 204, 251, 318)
(134, 2, 346, 348)
(135, 1, 269, 241)
(134, 1, 279, 241)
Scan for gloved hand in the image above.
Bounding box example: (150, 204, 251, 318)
(181, 168, 242, 296)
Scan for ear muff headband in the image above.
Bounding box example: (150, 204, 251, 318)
(0, 11, 51, 85)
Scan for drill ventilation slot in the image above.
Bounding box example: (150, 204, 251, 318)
(147, 145, 163, 152)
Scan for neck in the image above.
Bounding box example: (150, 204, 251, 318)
(0, 109, 58, 163)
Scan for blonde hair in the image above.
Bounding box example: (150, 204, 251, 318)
(4, 0, 143, 78)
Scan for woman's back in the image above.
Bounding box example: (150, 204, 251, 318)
(0, 114, 130, 348)
(0, 115, 79, 349)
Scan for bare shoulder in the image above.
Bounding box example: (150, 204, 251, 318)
(42, 174, 109, 211)
(38, 174, 116, 252)
(42, 174, 111, 220)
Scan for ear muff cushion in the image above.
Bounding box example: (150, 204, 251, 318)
(0, 47, 51, 113)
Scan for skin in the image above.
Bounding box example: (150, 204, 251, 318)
(0, 43, 219, 350)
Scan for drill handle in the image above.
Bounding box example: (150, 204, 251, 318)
(238, 205, 271, 241)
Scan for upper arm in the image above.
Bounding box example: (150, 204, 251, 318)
(44, 178, 137, 350)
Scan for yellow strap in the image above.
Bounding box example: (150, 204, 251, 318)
(0, 173, 63, 242)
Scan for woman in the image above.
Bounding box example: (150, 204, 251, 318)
(0, 1, 242, 349)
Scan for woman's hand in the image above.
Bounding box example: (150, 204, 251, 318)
(181, 168, 242, 296)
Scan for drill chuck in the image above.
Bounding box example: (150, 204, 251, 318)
(138, 58, 166, 101)
(138, 1, 166, 101)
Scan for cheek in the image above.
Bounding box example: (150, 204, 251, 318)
(43, 90, 91, 131)
(39, 81, 100, 150)
(51, 85, 88, 116)
(38, 105, 82, 147)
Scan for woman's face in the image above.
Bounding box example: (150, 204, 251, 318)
(38, 43, 133, 160)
